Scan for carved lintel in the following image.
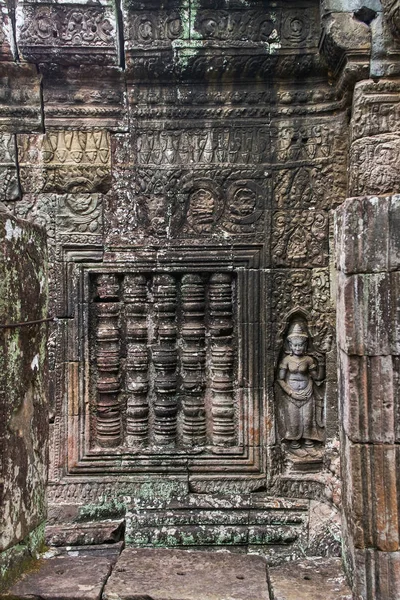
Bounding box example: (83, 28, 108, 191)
(17, 3, 118, 66)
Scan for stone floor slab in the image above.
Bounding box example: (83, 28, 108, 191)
(102, 548, 270, 600)
(49, 542, 124, 562)
(46, 520, 125, 547)
(268, 557, 352, 600)
(0, 555, 113, 600)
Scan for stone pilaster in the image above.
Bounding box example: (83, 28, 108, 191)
(0, 212, 48, 587)
(336, 79, 400, 600)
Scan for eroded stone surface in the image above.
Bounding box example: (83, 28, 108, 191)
(0, 556, 113, 600)
(103, 548, 269, 600)
(0, 212, 48, 586)
(336, 190, 400, 599)
(2, 2, 400, 599)
(45, 520, 125, 547)
(268, 557, 352, 600)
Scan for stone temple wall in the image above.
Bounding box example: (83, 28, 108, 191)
(327, 3, 400, 597)
(0, 210, 48, 587)
(1, 0, 399, 586)
(2, 0, 347, 560)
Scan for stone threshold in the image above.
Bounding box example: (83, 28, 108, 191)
(0, 547, 352, 600)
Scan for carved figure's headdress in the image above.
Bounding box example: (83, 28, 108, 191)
(287, 321, 308, 339)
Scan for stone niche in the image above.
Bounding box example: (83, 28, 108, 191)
(5, 0, 346, 559)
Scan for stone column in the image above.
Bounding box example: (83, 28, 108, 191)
(0, 211, 48, 587)
(335, 79, 400, 600)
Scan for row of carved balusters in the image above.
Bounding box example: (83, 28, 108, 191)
(124, 275, 149, 447)
(93, 272, 236, 448)
(181, 274, 207, 445)
(95, 274, 122, 447)
(209, 274, 235, 445)
(153, 274, 178, 445)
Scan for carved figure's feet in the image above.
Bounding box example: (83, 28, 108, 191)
(305, 444, 323, 458)
(288, 444, 308, 458)
(289, 440, 301, 449)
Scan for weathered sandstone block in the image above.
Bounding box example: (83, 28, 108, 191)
(0, 211, 48, 585)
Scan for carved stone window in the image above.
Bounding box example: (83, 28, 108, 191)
(61, 246, 265, 482)
(91, 271, 237, 449)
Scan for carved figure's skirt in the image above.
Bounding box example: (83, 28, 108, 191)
(283, 394, 324, 442)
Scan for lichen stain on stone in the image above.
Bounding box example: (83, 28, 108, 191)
(1, 213, 48, 585)
(4, 219, 22, 242)
(8, 385, 34, 447)
(30, 354, 39, 372)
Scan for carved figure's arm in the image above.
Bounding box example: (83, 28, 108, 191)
(309, 355, 325, 382)
(277, 367, 293, 397)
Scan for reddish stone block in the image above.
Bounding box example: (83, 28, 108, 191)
(353, 549, 400, 600)
(103, 548, 270, 600)
(269, 557, 352, 600)
(341, 438, 400, 552)
(335, 195, 392, 274)
(45, 521, 125, 547)
(335, 194, 400, 275)
(0, 555, 113, 600)
(339, 351, 400, 444)
(337, 271, 400, 355)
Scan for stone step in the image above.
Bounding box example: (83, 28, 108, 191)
(0, 551, 116, 600)
(0, 549, 352, 600)
(45, 520, 125, 547)
(269, 557, 352, 600)
(103, 548, 270, 600)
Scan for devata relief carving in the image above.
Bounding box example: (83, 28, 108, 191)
(277, 313, 325, 460)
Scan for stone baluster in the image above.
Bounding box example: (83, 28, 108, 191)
(95, 274, 121, 447)
(124, 274, 149, 447)
(181, 274, 206, 446)
(152, 274, 178, 445)
(209, 273, 235, 446)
